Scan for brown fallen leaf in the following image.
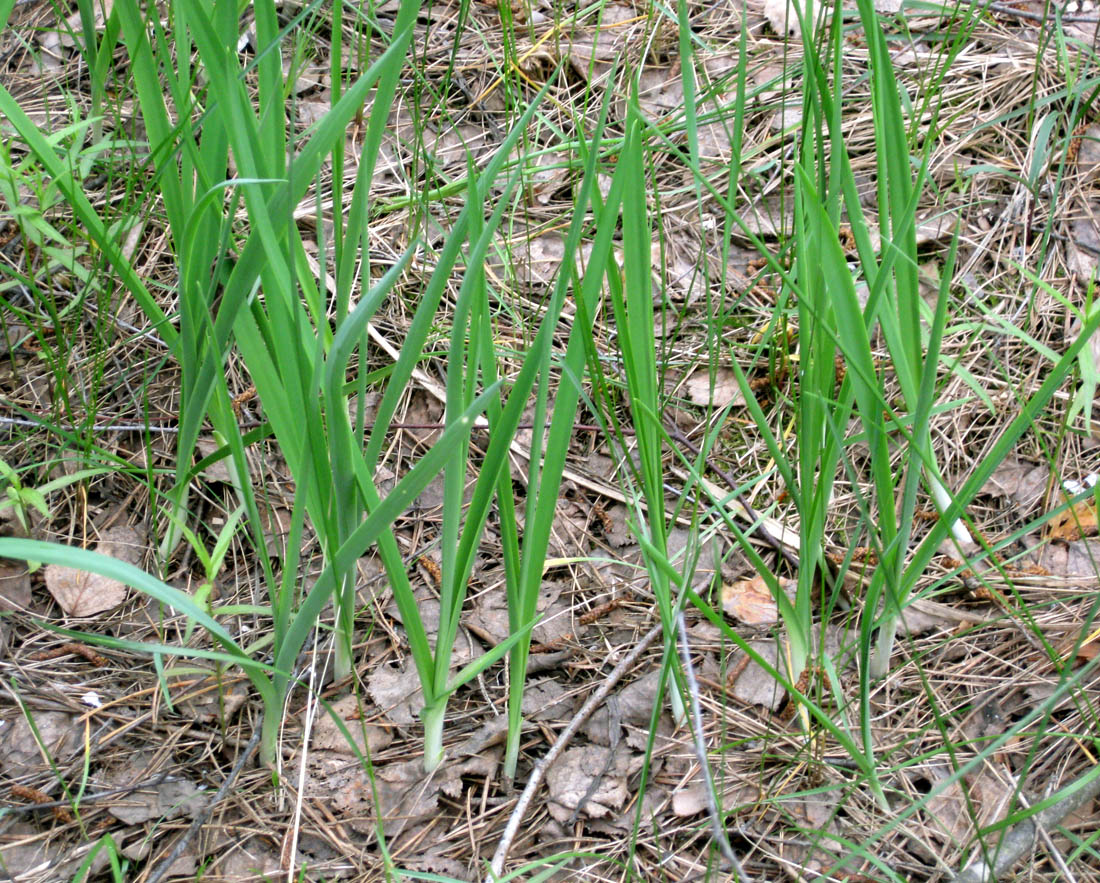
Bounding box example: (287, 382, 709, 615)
(0, 823, 65, 880)
(1056, 625, 1100, 663)
(589, 785, 669, 836)
(899, 599, 985, 637)
(516, 233, 566, 287)
(729, 640, 786, 710)
(545, 744, 631, 824)
(599, 504, 633, 548)
(1048, 493, 1099, 543)
(1028, 537, 1100, 578)
(45, 524, 144, 617)
(309, 694, 393, 755)
(672, 778, 756, 818)
(964, 765, 1015, 830)
(567, 3, 640, 71)
(636, 66, 684, 120)
(683, 367, 745, 410)
(367, 658, 424, 726)
(122, 838, 197, 879)
(521, 679, 572, 723)
(981, 457, 1049, 512)
(400, 856, 469, 879)
(914, 761, 973, 844)
(0, 559, 31, 610)
(527, 150, 571, 206)
(196, 437, 235, 484)
(0, 710, 80, 777)
(96, 524, 144, 565)
(207, 836, 282, 882)
(304, 749, 497, 841)
(258, 505, 292, 558)
(108, 776, 206, 825)
(721, 575, 794, 626)
(583, 671, 665, 746)
(170, 674, 248, 723)
(466, 583, 565, 647)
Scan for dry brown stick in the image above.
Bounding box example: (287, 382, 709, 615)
(26, 642, 108, 666)
(485, 623, 663, 881)
(1011, 788, 1077, 882)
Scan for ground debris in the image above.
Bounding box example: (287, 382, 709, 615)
(0, 710, 80, 778)
(981, 457, 1050, 512)
(545, 743, 631, 824)
(303, 747, 501, 843)
(0, 559, 31, 610)
(367, 657, 425, 726)
(44, 524, 144, 617)
(107, 776, 206, 825)
(721, 574, 793, 626)
(309, 694, 393, 755)
(4, 0, 1100, 878)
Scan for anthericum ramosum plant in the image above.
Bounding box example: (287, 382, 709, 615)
(0, 0, 615, 774)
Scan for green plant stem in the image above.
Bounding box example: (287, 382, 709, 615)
(421, 702, 446, 772)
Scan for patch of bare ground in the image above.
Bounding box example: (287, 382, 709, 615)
(2, 0, 1100, 880)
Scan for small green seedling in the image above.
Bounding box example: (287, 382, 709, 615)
(0, 458, 110, 572)
(0, 458, 49, 536)
(1067, 285, 1100, 434)
(164, 504, 248, 643)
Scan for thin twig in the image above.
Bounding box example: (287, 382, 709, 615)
(984, 0, 1100, 23)
(1012, 786, 1078, 883)
(146, 717, 264, 883)
(0, 415, 184, 434)
(387, 421, 630, 434)
(953, 765, 1100, 883)
(676, 612, 753, 881)
(485, 623, 663, 882)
